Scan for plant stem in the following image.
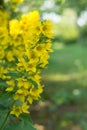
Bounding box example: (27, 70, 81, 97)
(0, 111, 10, 130)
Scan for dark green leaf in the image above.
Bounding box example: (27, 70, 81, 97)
(4, 114, 37, 130)
(6, 70, 22, 79)
(0, 93, 11, 103)
(0, 80, 8, 88)
(15, 100, 22, 107)
(0, 92, 13, 109)
(20, 114, 33, 124)
(0, 110, 9, 128)
(28, 79, 38, 89)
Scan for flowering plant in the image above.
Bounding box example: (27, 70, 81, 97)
(0, 0, 53, 130)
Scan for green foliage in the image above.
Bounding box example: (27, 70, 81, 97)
(54, 9, 79, 44)
(4, 115, 36, 130)
(41, 42, 87, 130)
(80, 24, 87, 39)
(57, 23, 79, 43)
(0, 110, 9, 129)
(54, 0, 87, 15)
(6, 70, 23, 79)
(65, 0, 87, 14)
(22, 0, 44, 12)
(43, 44, 87, 75)
(28, 79, 38, 89)
(0, 93, 12, 104)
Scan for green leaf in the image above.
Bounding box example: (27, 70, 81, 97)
(0, 110, 9, 128)
(28, 79, 38, 89)
(0, 104, 7, 110)
(15, 100, 22, 106)
(6, 70, 22, 79)
(0, 80, 8, 88)
(4, 114, 37, 130)
(0, 80, 8, 93)
(20, 114, 33, 124)
(0, 93, 13, 109)
(0, 93, 11, 103)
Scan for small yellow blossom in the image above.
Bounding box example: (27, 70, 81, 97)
(10, 105, 22, 117)
(21, 10, 40, 24)
(6, 80, 15, 92)
(42, 20, 53, 38)
(0, 67, 8, 79)
(14, 89, 25, 102)
(9, 19, 21, 37)
(6, 51, 15, 62)
(22, 102, 29, 114)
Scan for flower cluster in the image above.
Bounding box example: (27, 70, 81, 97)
(0, 7, 53, 117)
(11, 0, 24, 4)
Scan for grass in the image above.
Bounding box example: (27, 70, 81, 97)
(42, 43, 87, 75)
(42, 43, 87, 102)
(41, 43, 87, 130)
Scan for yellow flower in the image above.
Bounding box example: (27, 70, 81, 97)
(34, 44, 46, 57)
(34, 22, 42, 35)
(0, 67, 7, 79)
(21, 10, 40, 24)
(31, 74, 41, 83)
(27, 61, 37, 73)
(45, 40, 53, 52)
(42, 20, 53, 38)
(27, 96, 33, 104)
(14, 89, 25, 102)
(27, 50, 39, 61)
(17, 78, 31, 89)
(10, 105, 22, 117)
(39, 52, 50, 68)
(22, 102, 29, 114)
(27, 85, 43, 104)
(6, 80, 15, 92)
(9, 19, 21, 37)
(17, 57, 37, 73)
(6, 51, 15, 62)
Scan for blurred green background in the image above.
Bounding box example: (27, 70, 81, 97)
(19, 0, 87, 130)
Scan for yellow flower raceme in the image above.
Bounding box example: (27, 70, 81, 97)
(0, 10, 53, 117)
